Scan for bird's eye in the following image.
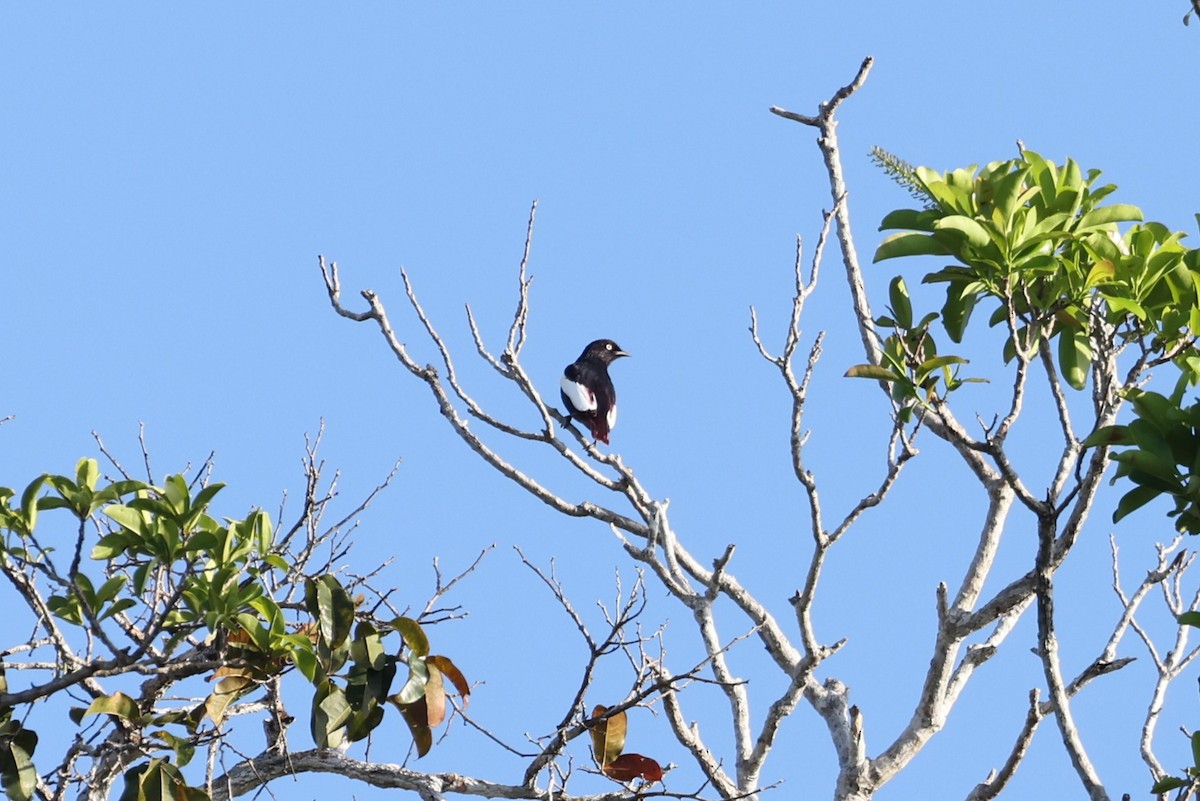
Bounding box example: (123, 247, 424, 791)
(605, 343, 613, 350)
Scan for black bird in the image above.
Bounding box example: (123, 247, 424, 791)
(560, 339, 629, 445)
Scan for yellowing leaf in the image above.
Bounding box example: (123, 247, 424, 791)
(205, 674, 253, 726)
(589, 704, 626, 768)
(394, 616, 429, 658)
(82, 692, 141, 724)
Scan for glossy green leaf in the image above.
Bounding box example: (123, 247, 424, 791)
(941, 281, 978, 343)
(0, 727, 38, 801)
(878, 207, 941, 232)
(149, 730, 196, 768)
(1112, 485, 1164, 524)
(17, 475, 48, 536)
(103, 505, 150, 537)
(874, 231, 949, 262)
(917, 355, 967, 372)
(1076, 203, 1143, 230)
(934, 215, 991, 248)
(392, 656, 430, 706)
(888, 276, 913, 329)
(1150, 776, 1189, 793)
(291, 641, 319, 684)
(311, 682, 351, 750)
(844, 364, 898, 381)
(95, 576, 127, 606)
(99, 598, 137, 622)
(1081, 425, 1132, 448)
(1057, 326, 1091, 390)
(306, 575, 354, 650)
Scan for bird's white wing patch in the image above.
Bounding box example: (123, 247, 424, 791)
(561, 375, 597, 411)
(606, 403, 617, 430)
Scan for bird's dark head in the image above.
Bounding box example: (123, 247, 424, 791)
(579, 339, 629, 364)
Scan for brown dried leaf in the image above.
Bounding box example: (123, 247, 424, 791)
(601, 753, 663, 783)
(424, 663, 446, 727)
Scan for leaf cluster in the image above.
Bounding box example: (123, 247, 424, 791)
(867, 150, 1200, 393)
(297, 576, 469, 757)
(0, 459, 468, 801)
(1085, 368, 1200, 534)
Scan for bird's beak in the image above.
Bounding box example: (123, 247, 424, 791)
(616, 350, 630, 358)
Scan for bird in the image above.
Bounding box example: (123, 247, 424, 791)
(560, 339, 629, 445)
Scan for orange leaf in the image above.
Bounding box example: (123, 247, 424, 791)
(427, 655, 470, 702)
(424, 663, 446, 727)
(601, 753, 663, 783)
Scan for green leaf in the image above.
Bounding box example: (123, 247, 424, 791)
(1112, 485, 1164, 524)
(917, 355, 968, 372)
(91, 533, 131, 560)
(0, 726, 38, 801)
(18, 475, 48, 535)
(306, 575, 355, 650)
(149, 730, 196, 768)
(351, 622, 389, 671)
(190, 483, 225, 517)
(75, 458, 100, 492)
(162, 475, 190, 517)
(291, 641, 320, 684)
(934, 215, 991, 248)
(941, 281, 979, 343)
(95, 575, 128, 606)
(874, 231, 949, 262)
(878, 207, 941, 232)
(1150, 776, 1188, 793)
(311, 682, 351, 750)
(844, 364, 899, 381)
(82, 692, 141, 724)
(103, 505, 150, 537)
(1082, 425, 1132, 448)
(1177, 611, 1200, 629)
(99, 598, 137, 622)
(888, 276, 913, 329)
(1076, 203, 1143, 230)
(392, 656, 429, 706)
(1056, 326, 1091, 391)
(989, 163, 1030, 224)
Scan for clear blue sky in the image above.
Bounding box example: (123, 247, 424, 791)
(3, 4, 1199, 799)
